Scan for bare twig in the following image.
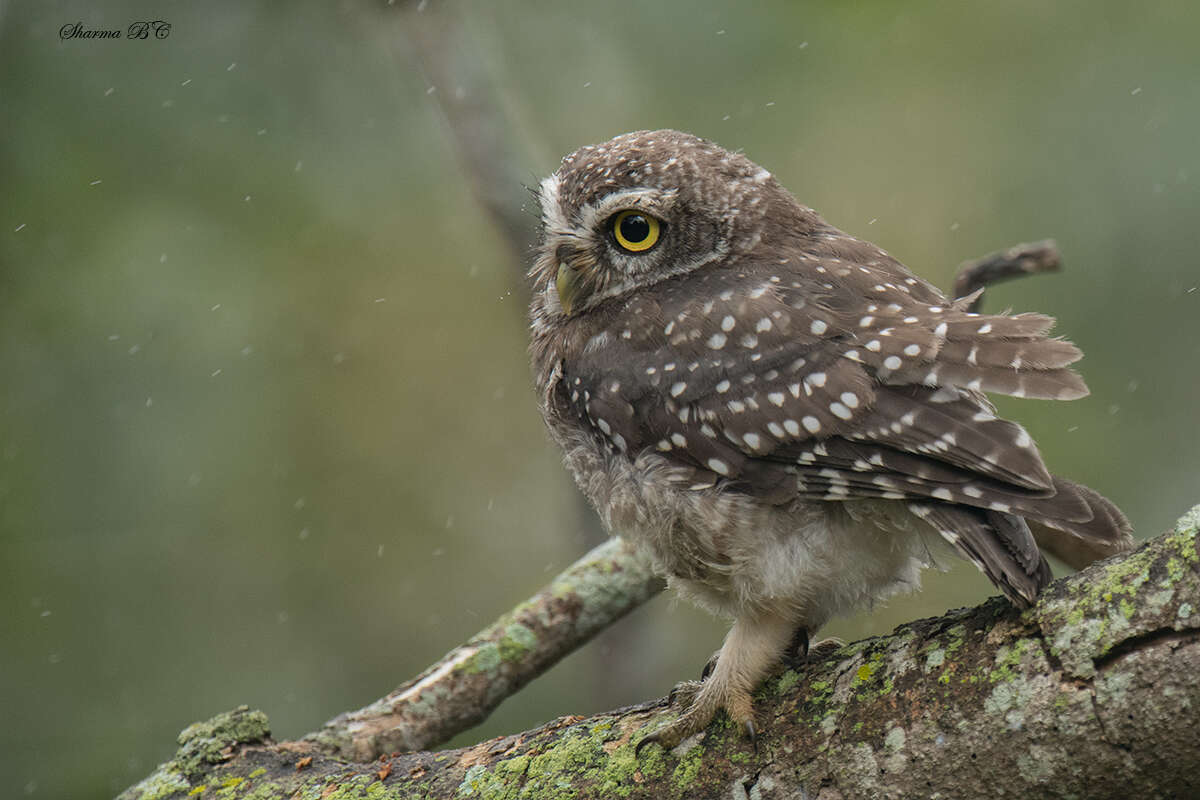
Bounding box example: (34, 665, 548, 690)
(306, 536, 664, 760)
(952, 239, 1062, 311)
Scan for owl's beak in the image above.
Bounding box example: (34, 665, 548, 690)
(555, 262, 584, 316)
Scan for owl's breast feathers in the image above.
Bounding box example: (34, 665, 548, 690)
(534, 234, 1129, 596)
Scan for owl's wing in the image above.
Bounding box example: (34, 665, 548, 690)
(554, 253, 1128, 601)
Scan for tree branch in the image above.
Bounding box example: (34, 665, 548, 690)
(119, 505, 1200, 799)
(306, 536, 663, 761)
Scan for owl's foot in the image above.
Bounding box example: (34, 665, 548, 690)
(636, 678, 756, 754)
(636, 613, 794, 755)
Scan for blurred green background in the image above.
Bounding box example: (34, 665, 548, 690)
(2, 1, 1198, 797)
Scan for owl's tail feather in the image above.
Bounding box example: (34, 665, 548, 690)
(1022, 477, 1134, 569)
(885, 311, 1091, 401)
(909, 502, 1052, 607)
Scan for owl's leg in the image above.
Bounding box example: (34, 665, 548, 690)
(637, 612, 793, 752)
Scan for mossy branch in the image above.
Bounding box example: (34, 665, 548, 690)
(306, 536, 663, 761)
(119, 506, 1200, 800)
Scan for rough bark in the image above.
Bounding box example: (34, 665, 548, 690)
(119, 505, 1200, 800)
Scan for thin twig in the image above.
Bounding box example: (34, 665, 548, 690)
(952, 239, 1062, 311)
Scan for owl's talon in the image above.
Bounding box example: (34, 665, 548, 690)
(635, 682, 757, 757)
(807, 636, 845, 662)
(666, 679, 702, 708)
(699, 650, 720, 681)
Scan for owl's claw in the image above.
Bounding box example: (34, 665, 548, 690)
(665, 679, 702, 708)
(787, 627, 844, 666)
(635, 681, 756, 755)
(805, 637, 846, 663)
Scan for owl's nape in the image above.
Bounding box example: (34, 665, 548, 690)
(528, 129, 1132, 750)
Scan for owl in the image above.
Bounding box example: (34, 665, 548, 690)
(528, 130, 1131, 749)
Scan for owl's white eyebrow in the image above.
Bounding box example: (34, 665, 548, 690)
(538, 173, 570, 234)
(577, 188, 678, 235)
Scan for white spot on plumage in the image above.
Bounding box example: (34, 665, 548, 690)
(743, 432, 762, 449)
(716, 379, 731, 393)
(934, 322, 948, 337)
(808, 372, 827, 388)
(788, 382, 802, 398)
(597, 418, 612, 435)
(840, 391, 860, 409)
(859, 316, 875, 327)
(670, 382, 687, 397)
(756, 318, 772, 332)
(728, 400, 746, 413)
(865, 339, 882, 352)
(989, 502, 1012, 513)
(1015, 428, 1032, 448)
(784, 419, 801, 436)
(978, 323, 993, 334)
(963, 485, 983, 498)
(740, 334, 758, 348)
(721, 315, 736, 331)
(700, 423, 717, 438)
(884, 355, 902, 370)
(707, 332, 727, 349)
(707, 458, 731, 476)
(671, 433, 687, 447)
(767, 421, 786, 437)
(802, 415, 821, 433)
(967, 345, 979, 366)
(810, 319, 828, 335)
(830, 401, 852, 420)
(768, 392, 786, 406)
(904, 344, 921, 356)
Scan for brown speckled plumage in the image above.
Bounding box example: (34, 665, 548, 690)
(529, 130, 1131, 748)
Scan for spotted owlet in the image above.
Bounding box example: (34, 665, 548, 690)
(528, 129, 1131, 749)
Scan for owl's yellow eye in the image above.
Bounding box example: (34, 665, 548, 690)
(611, 210, 661, 253)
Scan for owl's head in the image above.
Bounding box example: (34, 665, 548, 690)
(530, 130, 811, 321)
